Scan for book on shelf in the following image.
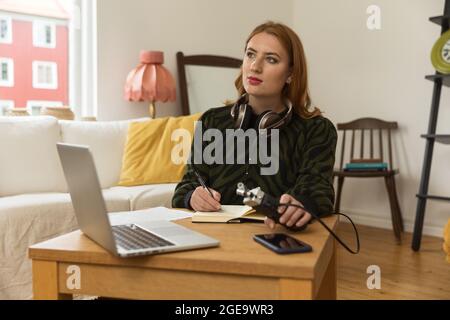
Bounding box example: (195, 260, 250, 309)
(344, 162, 388, 171)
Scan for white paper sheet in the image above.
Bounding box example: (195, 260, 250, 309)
(194, 205, 253, 218)
(108, 207, 193, 226)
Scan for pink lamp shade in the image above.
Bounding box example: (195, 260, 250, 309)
(124, 51, 176, 117)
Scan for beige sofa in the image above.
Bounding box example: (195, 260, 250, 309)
(0, 116, 177, 299)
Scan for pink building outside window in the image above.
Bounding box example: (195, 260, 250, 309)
(0, 0, 70, 116)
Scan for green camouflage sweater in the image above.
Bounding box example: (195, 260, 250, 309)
(171, 105, 337, 217)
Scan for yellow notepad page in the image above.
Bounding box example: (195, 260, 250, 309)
(192, 205, 265, 223)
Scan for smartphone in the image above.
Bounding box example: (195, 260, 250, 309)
(253, 233, 312, 254)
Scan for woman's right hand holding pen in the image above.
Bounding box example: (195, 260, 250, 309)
(190, 186, 221, 212)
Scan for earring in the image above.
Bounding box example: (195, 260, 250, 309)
(286, 78, 292, 84)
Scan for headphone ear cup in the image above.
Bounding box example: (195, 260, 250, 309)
(235, 104, 253, 130)
(254, 110, 271, 131)
(256, 111, 282, 131)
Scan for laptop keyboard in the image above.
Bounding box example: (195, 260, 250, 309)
(112, 224, 175, 251)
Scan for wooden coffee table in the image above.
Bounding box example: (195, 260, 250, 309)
(29, 216, 338, 300)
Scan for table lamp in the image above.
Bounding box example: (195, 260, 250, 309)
(124, 51, 176, 118)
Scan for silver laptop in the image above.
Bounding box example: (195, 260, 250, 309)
(56, 143, 219, 258)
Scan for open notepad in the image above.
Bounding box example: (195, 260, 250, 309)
(192, 205, 266, 223)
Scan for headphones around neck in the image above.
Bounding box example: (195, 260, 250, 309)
(230, 94, 293, 132)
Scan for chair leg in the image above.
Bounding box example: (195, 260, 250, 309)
(384, 176, 402, 243)
(334, 176, 345, 214)
(388, 176, 404, 235)
(390, 176, 404, 232)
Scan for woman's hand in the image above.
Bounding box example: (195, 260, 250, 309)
(190, 186, 221, 212)
(264, 194, 312, 230)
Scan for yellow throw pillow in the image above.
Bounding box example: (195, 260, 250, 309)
(118, 113, 201, 186)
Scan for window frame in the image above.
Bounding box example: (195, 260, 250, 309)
(32, 20, 56, 48)
(0, 15, 12, 44)
(32, 61, 58, 90)
(62, 0, 98, 119)
(0, 57, 14, 87)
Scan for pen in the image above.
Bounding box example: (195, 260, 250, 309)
(192, 167, 215, 199)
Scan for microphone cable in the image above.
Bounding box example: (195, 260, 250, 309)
(278, 203, 360, 254)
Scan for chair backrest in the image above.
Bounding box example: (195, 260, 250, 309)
(176, 52, 242, 115)
(336, 117, 398, 170)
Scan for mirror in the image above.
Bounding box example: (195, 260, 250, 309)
(176, 52, 242, 115)
(185, 65, 240, 114)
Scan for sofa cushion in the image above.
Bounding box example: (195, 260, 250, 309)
(108, 184, 177, 211)
(60, 119, 147, 189)
(0, 116, 66, 197)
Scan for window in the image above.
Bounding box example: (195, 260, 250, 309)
(0, 16, 12, 44)
(32, 61, 58, 89)
(0, 58, 14, 87)
(0, 100, 14, 115)
(33, 20, 56, 48)
(26, 100, 62, 115)
(0, 1, 90, 119)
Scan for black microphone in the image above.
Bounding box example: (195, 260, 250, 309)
(236, 182, 307, 232)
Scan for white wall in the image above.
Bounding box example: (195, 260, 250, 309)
(294, 0, 449, 236)
(96, 0, 293, 120)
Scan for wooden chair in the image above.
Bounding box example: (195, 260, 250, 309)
(333, 117, 404, 242)
(176, 52, 242, 115)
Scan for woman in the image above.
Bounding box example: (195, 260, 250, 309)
(172, 21, 337, 230)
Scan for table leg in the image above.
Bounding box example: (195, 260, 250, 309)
(32, 260, 72, 300)
(279, 279, 313, 299)
(278, 241, 337, 300)
(315, 243, 337, 300)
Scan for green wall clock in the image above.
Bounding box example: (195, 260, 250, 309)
(431, 29, 450, 74)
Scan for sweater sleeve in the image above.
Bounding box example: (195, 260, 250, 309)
(285, 117, 337, 217)
(171, 110, 213, 209)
